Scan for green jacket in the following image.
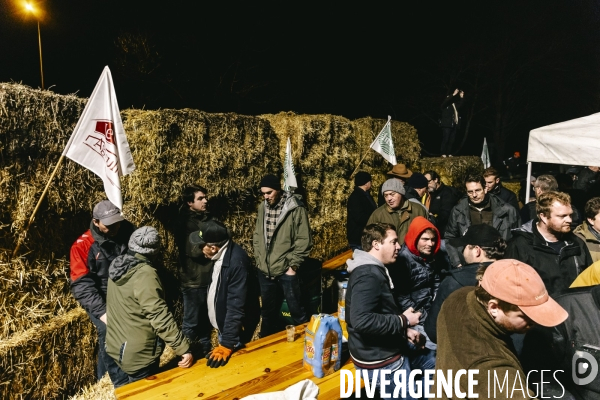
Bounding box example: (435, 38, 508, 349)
(574, 223, 600, 263)
(434, 287, 536, 399)
(106, 253, 190, 374)
(366, 198, 428, 244)
(252, 193, 313, 278)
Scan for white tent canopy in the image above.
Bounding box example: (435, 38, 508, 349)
(528, 111, 600, 165)
(526, 111, 600, 202)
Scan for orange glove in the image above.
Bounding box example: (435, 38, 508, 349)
(206, 345, 232, 368)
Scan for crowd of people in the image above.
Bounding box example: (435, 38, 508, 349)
(67, 162, 600, 398)
(345, 164, 600, 399)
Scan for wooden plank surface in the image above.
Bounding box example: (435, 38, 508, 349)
(115, 323, 358, 400)
(321, 249, 353, 271)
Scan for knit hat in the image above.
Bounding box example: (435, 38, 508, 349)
(407, 173, 428, 189)
(259, 174, 281, 191)
(93, 200, 124, 225)
(354, 171, 372, 186)
(387, 164, 413, 179)
(128, 226, 161, 256)
(381, 179, 405, 195)
(480, 259, 568, 327)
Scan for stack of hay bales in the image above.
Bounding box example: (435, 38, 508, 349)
(419, 156, 485, 193)
(0, 83, 421, 398)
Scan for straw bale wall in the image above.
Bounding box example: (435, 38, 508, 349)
(419, 156, 484, 193)
(0, 83, 423, 398)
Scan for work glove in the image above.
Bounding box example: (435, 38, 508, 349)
(206, 345, 232, 368)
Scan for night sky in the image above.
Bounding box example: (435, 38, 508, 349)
(2, 0, 600, 162)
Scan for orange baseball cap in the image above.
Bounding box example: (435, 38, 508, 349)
(480, 259, 568, 327)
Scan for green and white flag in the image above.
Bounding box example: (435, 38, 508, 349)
(481, 137, 491, 168)
(370, 116, 397, 165)
(283, 137, 298, 191)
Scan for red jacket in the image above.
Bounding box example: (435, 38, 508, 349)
(70, 229, 94, 282)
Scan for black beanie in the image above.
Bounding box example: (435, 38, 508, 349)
(354, 171, 372, 186)
(407, 173, 428, 189)
(259, 174, 281, 190)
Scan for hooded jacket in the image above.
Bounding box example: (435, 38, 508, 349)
(505, 220, 592, 295)
(424, 261, 493, 344)
(253, 193, 313, 277)
(175, 207, 214, 288)
(367, 198, 428, 245)
(345, 250, 409, 368)
(69, 220, 134, 319)
(395, 217, 443, 324)
(445, 194, 521, 267)
(573, 222, 600, 263)
(106, 252, 190, 374)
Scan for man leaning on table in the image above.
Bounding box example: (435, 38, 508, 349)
(188, 219, 261, 368)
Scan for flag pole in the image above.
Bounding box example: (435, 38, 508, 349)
(350, 151, 370, 178)
(12, 155, 65, 258)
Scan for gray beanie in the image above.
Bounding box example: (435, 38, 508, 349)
(128, 226, 161, 256)
(381, 178, 405, 195)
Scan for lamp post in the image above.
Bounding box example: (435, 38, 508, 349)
(24, 3, 44, 90)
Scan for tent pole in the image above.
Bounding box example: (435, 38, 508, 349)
(525, 162, 532, 204)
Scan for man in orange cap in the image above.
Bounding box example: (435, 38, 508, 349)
(434, 259, 568, 399)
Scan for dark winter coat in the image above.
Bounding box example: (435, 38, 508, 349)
(574, 167, 598, 192)
(424, 261, 493, 344)
(489, 182, 520, 212)
(440, 94, 464, 128)
(70, 220, 134, 319)
(504, 220, 592, 295)
(445, 194, 521, 267)
(346, 186, 377, 246)
(212, 241, 261, 348)
(346, 250, 409, 367)
(395, 217, 443, 324)
(429, 183, 459, 237)
(176, 207, 214, 288)
(552, 285, 600, 400)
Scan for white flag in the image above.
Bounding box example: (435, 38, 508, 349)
(370, 116, 397, 165)
(283, 137, 298, 192)
(63, 66, 135, 210)
(481, 137, 491, 168)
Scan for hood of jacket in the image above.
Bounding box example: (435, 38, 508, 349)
(404, 216, 441, 257)
(346, 249, 394, 288)
(109, 251, 150, 282)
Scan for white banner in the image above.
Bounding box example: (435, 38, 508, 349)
(283, 137, 298, 191)
(370, 116, 397, 165)
(481, 137, 491, 168)
(63, 66, 135, 210)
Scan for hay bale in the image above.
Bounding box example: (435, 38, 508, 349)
(419, 156, 484, 192)
(503, 181, 521, 199)
(0, 307, 96, 399)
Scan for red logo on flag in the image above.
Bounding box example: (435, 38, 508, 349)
(82, 119, 119, 178)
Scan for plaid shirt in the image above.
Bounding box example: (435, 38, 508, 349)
(265, 191, 290, 248)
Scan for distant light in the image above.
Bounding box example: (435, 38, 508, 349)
(24, 3, 34, 12)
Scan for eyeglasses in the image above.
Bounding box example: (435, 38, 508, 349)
(467, 188, 484, 196)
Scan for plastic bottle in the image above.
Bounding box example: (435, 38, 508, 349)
(338, 282, 347, 334)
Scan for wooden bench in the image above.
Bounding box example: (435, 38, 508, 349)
(115, 322, 360, 399)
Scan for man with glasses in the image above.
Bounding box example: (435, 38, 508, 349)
(252, 174, 313, 337)
(444, 174, 520, 267)
(424, 170, 459, 237)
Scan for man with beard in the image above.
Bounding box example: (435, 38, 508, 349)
(506, 191, 592, 294)
(445, 175, 520, 268)
(69, 200, 135, 387)
(433, 259, 568, 399)
(424, 170, 458, 237)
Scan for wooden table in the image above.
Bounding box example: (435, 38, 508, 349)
(321, 249, 353, 272)
(115, 323, 358, 399)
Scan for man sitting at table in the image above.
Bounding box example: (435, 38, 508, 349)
(345, 223, 428, 398)
(188, 220, 261, 368)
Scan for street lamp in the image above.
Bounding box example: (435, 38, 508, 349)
(24, 2, 44, 90)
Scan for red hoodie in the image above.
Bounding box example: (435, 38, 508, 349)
(404, 216, 441, 257)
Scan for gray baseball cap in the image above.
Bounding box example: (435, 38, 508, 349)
(92, 200, 124, 226)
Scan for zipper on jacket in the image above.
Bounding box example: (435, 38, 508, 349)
(119, 342, 127, 363)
